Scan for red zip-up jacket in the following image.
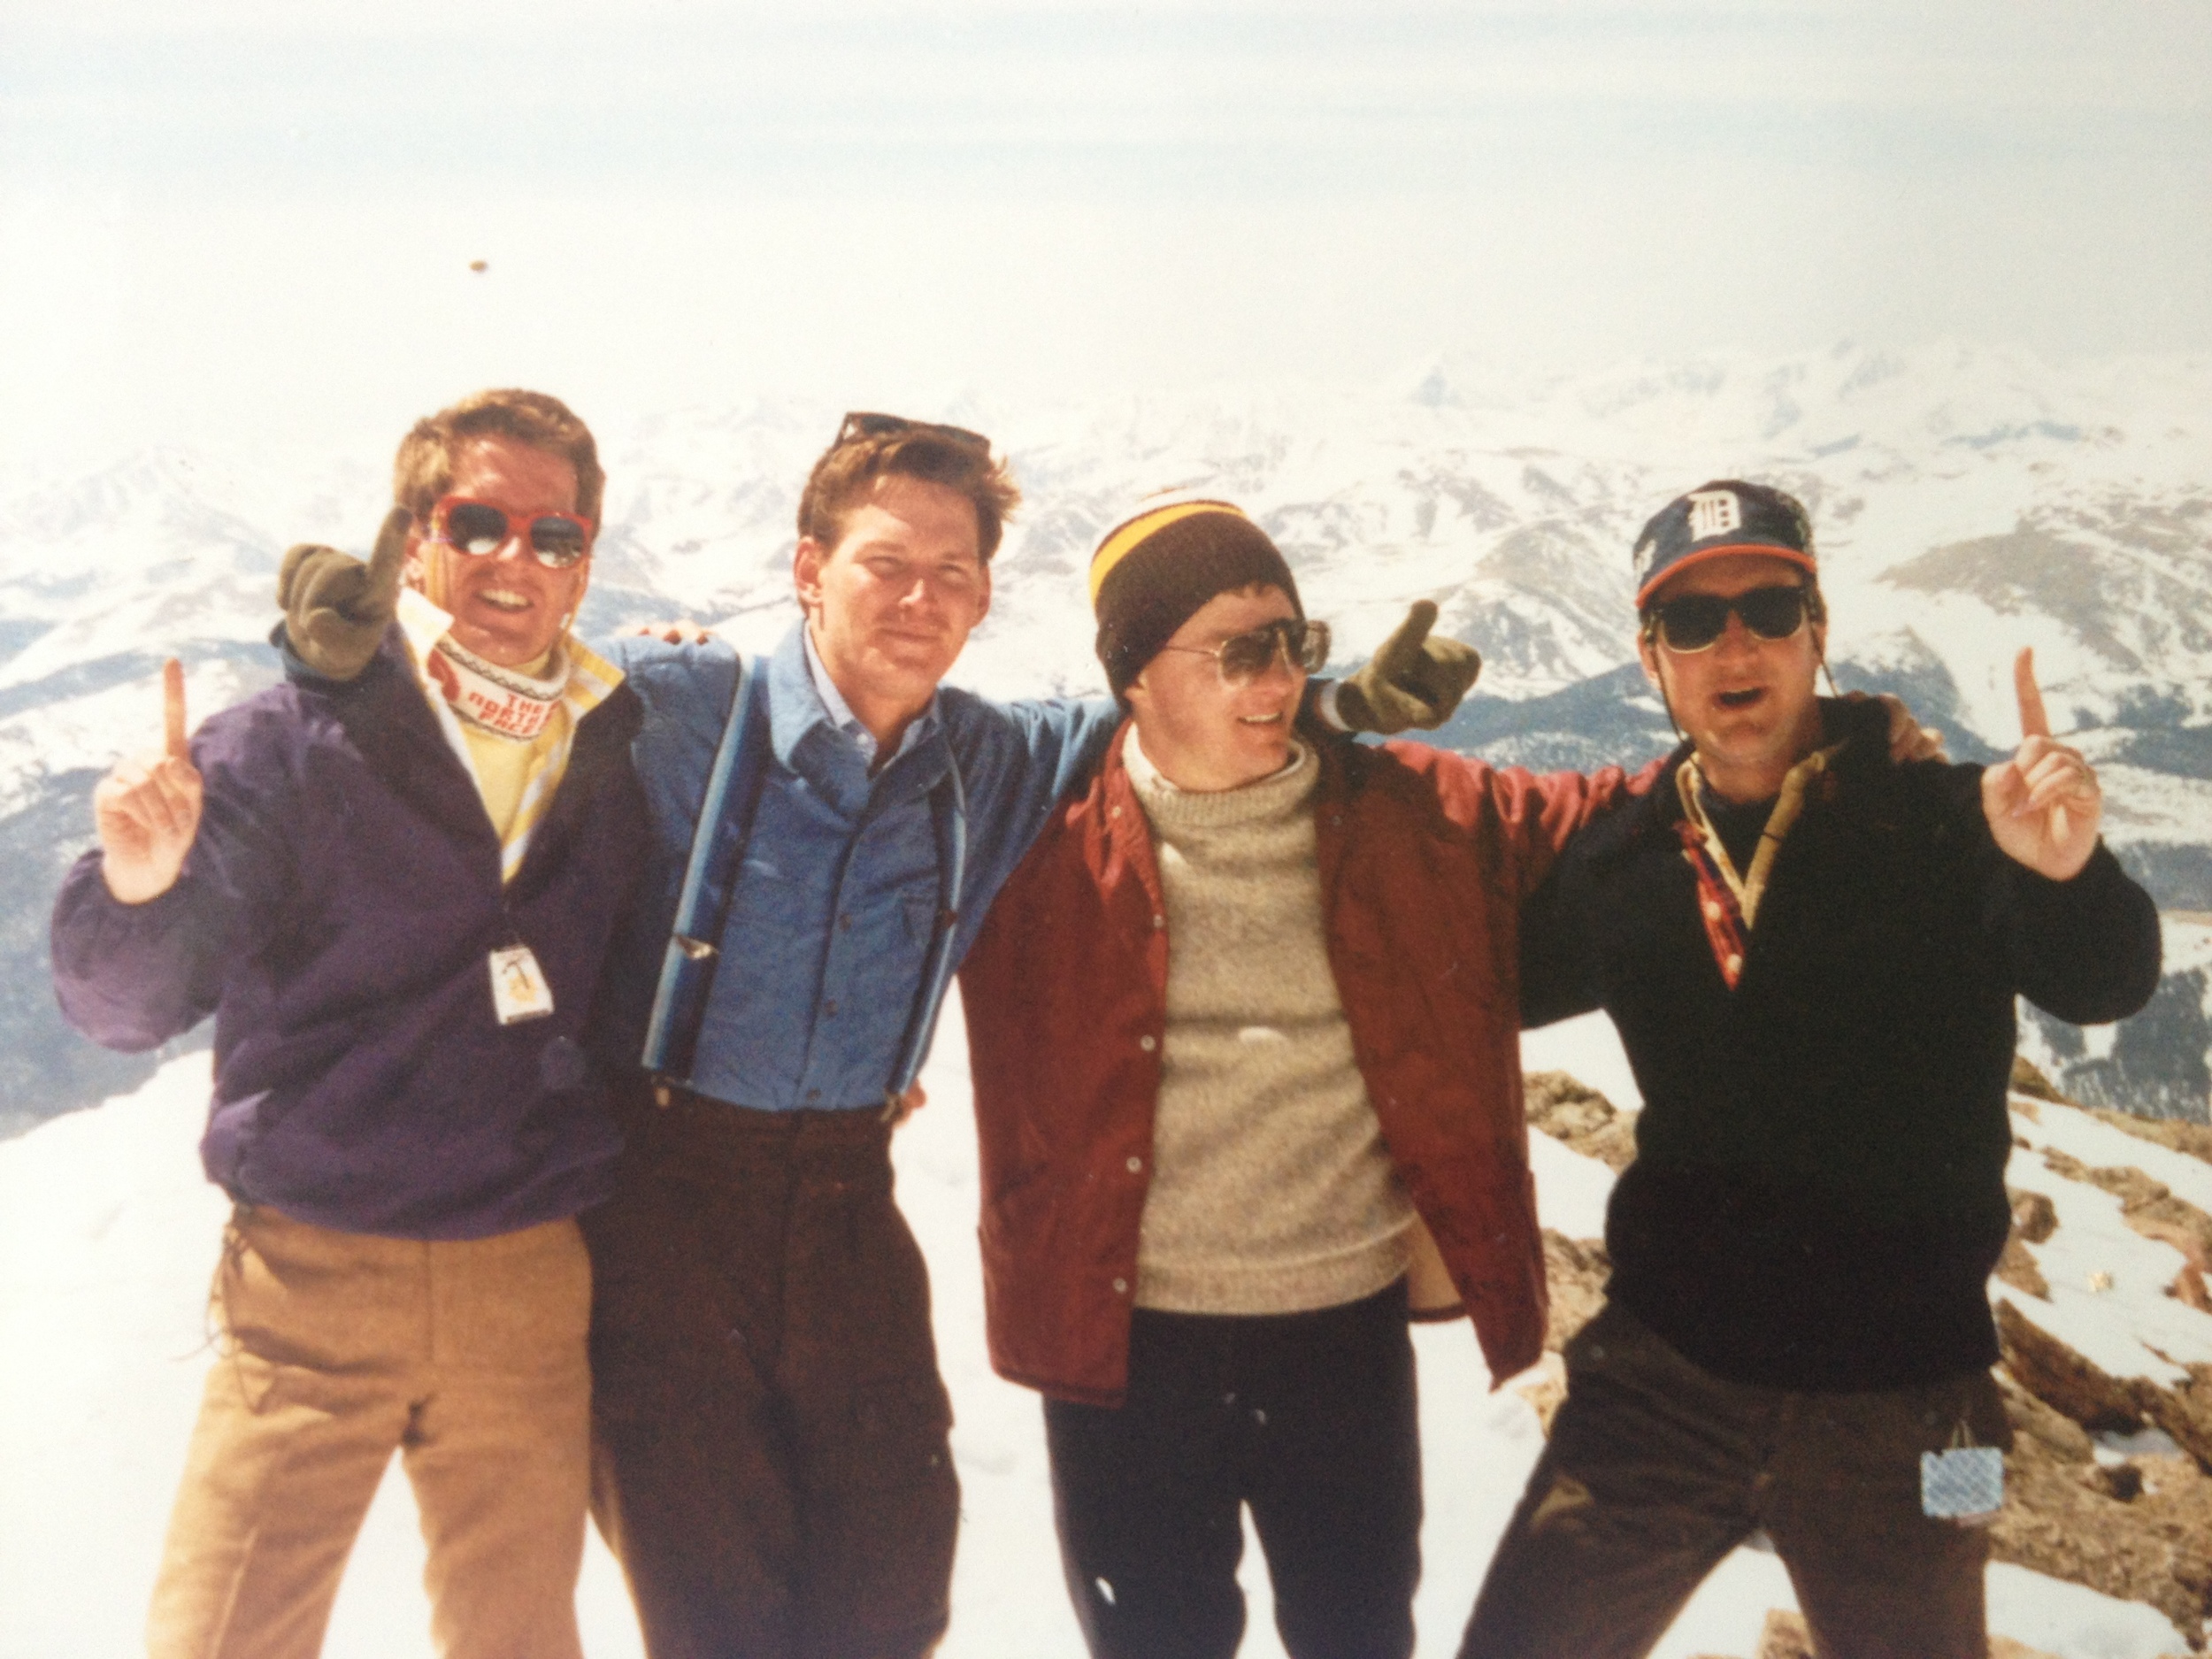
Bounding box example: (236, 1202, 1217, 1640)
(957, 725, 1646, 1406)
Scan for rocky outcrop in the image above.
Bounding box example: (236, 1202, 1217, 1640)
(1529, 1059, 2212, 1651)
(1986, 1356, 2212, 1647)
(1995, 1299, 2151, 1434)
(1748, 1608, 2061, 1658)
(2032, 1144, 2212, 1310)
(1743, 1608, 2062, 1658)
(1524, 1070, 1638, 1171)
(1996, 1189, 2057, 1299)
(1540, 1228, 1609, 1353)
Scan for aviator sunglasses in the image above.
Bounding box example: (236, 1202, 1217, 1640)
(428, 497, 594, 569)
(1159, 618, 1333, 684)
(1647, 586, 1813, 653)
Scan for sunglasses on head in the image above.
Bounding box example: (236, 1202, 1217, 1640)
(1159, 618, 1332, 684)
(1647, 586, 1812, 653)
(428, 498, 593, 569)
(834, 411, 993, 452)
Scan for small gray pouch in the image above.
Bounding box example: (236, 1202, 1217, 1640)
(1920, 1422, 2004, 1524)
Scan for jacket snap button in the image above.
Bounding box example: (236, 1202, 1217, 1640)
(1125, 1156, 1142, 1173)
(1112, 1278, 1128, 1294)
(1152, 914, 1165, 930)
(1138, 1034, 1156, 1052)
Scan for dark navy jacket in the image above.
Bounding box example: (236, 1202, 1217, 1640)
(51, 636, 649, 1240)
(1519, 697, 2162, 1390)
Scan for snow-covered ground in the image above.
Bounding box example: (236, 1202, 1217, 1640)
(0, 1008, 2192, 1658)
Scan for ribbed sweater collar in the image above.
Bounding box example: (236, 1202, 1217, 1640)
(1123, 725, 1317, 831)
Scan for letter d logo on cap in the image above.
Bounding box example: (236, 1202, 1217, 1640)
(1686, 490, 1743, 541)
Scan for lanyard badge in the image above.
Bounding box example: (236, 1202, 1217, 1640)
(489, 944, 555, 1025)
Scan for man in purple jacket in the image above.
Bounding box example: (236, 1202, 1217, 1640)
(50, 388, 649, 1659)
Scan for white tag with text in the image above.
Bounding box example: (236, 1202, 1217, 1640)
(489, 944, 555, 1025)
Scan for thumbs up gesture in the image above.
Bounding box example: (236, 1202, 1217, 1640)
(278, 506, 410, 682)
(1334, 599, 1483, 735)
(1982, 649, 2101, 881)
(95, 658, 204, 903)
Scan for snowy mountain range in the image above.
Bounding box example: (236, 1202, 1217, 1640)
(0, 340, 2205, 1136)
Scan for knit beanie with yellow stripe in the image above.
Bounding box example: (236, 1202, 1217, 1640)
(1089, 498, 1303, 703)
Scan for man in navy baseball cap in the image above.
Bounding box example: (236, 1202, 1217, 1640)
(1458, 477, 2162, 1659)
(1631, 479, 1818, 609)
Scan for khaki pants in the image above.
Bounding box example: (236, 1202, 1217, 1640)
(1459, 1302, 2010, 1659)
(147, 1205, 593, 1659)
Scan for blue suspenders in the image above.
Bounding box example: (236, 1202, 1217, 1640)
(640, 653, 969, 1109)
(640, 654, 772, 1085)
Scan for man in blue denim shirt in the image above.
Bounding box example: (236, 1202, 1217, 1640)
(579, 417, 1110, 1659)
(283, 413, 1474, 1659)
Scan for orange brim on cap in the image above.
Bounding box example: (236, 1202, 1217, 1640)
(1635, 541, 1818, 608)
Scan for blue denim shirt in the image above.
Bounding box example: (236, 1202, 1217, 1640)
(609, 624, 1121, 1111)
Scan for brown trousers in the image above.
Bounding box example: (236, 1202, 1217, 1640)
(583, 1092, 958, 1659)
(148, 1206, 594, 1659)
(1460, 1302, 2010, 1659)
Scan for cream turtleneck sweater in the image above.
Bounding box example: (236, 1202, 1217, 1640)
(1124, 727, 1416, 1315)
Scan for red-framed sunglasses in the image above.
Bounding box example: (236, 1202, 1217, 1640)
(427, 497, 594, 569)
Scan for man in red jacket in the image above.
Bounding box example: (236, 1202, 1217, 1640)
(956, 497, 1648, 1659)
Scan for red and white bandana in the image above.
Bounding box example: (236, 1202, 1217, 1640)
(1673, 743, 1843, 990)
(423, 634, 565, 741)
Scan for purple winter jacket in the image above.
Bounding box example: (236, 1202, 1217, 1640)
(50, 635, 649, 1240)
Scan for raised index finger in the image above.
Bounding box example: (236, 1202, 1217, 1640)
(163, 657, 188, 759)
(2013, 647, 2051, 741)
(369, 505, 412, 592)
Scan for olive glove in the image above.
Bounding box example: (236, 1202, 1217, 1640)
(1333, 600, 1481, 734)
(276, 506, 411, 682)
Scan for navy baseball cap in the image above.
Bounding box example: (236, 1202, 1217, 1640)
(1632, 480, 1817, 609)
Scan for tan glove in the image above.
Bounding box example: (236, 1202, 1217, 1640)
(277, 506, 411, 681)
(1333, 600, 1482, 734)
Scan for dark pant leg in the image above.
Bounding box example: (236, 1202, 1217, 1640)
(779, 1113, 960, 1659)
(1764, 1371, 2008, 1659)
(1240, 1283, 1422, 1659)
(1457, 1303, 1767, 1659)
(1043, 1312, 1249, 1659)
(584, 1105, 805, 1659)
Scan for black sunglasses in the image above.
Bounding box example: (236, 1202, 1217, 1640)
(429, 497, 593, 569)
(835, 411, 993, 452)
(1158, 618, 1332, 683)
(1647, 586, 1812, 653)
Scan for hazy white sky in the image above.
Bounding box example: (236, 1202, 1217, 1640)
(3, 1, 2208, 459)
